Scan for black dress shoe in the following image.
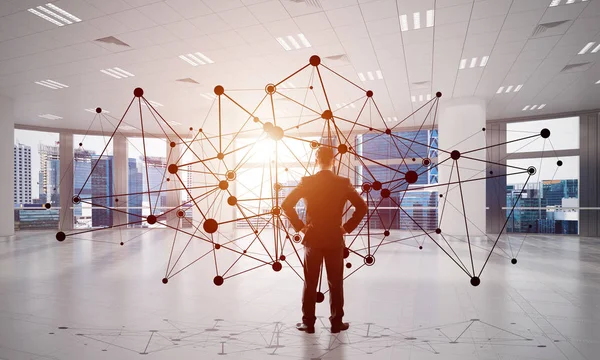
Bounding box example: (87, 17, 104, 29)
(296, 323, 315, 334)
(331, 322, 349, 333)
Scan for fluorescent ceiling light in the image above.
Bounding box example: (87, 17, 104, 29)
(426, 94, 431, 101)
(147, 100, 163, 107)
(549, 0, 561, 5)
(530, 105, 538, 110)
(419, 95, 423, 101)
(35, 80, 68, 89)
(276, 34, 311, 51)
(28, 3, 80, 26)
(45, 3, 81, 22)
(38, 114, 62, 120)
(459, 59, 467, 69)
(426, 10, 434, 27)
(514, 84, 523, 92)
(358, 72, 366, 81)
(496, 86, 504, 94)
(37, 6, 71, 24)
(566, 0, 575, 3)
(367, 71, 375, 80)
(592, 44, 600, 53)
(469, 57, 477, 68)
(480, 56, 489, 67)
(505, 85, 513, 93)
(168, 121, 181, 126)
(119, 125, 136, 131)
(85, 108, 109, 113)
(522, 106, 530, 111)
(578, 42, 595, 54)
(399, 14, 408, 31)
(100, 67, 134, 79)
(180, 52, 214, 66)
(538, 104, 546, 109)
(596, 80, 600, 84)
(376, 70, 383, 79)
(460, 56, 488, 70)
(350, 103, 356, 108)
(411, 95, 416, 102)
(413, 12, 421, 30)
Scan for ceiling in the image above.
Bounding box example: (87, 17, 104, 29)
(1, 0, 600, 136)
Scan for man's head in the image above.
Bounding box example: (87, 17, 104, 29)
(315, 146, 335, 170)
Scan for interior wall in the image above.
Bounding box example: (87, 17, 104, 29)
(579, 112, 600, 237)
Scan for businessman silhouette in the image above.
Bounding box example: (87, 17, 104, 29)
(282, 146, 368, 334)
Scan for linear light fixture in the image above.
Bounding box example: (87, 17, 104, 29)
(459, 56, 488, 70)
(168, 121, 181, 126)
(411, 94, 432, 102)
(146, 100, 163, 107)
(497, 84, 522, 94)
(179, 52, 214, 66)
(279, 82, 296, 89)
(38, 114, 62, 120)
(35, 80, 68, 89)
(28, 3, 81, 26)
(578, 42, 596, 54)
(386, 117, 399, 122)
(200, 93, 217, 100)
(357, 70, 383, 82)
(592, 44, 600, 53)
(550, 0, 588, 6)
(100, 67, 134, 79)
(522, 104, 546, 111)
(276, 34, 311, 51)
(596, 79, 600, 84)
(119, 125, 136, 131)
(400, 10, 434, 31)
(85, 108, 109, 113)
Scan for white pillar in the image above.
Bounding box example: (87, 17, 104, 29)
(166, 141, 181, 227)
(58, 133, 74, 231)
(113, 134, 128, 226)
(0, 96, 14, 239)
(437, 98, 486, 236)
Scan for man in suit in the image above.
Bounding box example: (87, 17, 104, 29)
(282, 146, 368, 334)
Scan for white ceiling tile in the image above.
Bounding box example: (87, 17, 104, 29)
(467, 15, 505, 34)
(471, 0, 511, 20)
(188, 13, 232, 34)
(237, 24, 273, 43)
(359, 0, 398, 22)
(279, 0, 324, 17)
(434, 3, 472, 26)
(84, 0, 133, 14)
(208, 30, 247, 48)
(165, 0, 213, 18)
(325, 5, 363, 28)
(503, 9, 545, 30)
(540, 2, 587, 23)
(247, 1, 290, 23)
(163, 20, 202, 39)
(202, 0, 245, 13)
(218, 6, 260, 28)
(110, 9, 158, 31)
(138, 1, 184, 25)
(434, 22, 468, 40)
(509, 0, 552, 14)
(87, 15, 133, 38)
(294, 12, 332, 33)
(366, 17, 401, 37)
(263, 19, 301, 37)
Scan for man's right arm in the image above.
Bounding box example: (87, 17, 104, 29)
(342, 179, 368, 233)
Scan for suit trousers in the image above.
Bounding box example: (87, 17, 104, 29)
(302, 246, 345, 326)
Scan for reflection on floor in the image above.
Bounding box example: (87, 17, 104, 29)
(0, 229, 599, 359)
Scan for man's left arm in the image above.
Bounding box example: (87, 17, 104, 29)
(281, 180, 306, 233)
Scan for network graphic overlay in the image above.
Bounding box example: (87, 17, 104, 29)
(54, 55, 562, 290)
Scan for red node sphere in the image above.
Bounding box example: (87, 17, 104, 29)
(385, 129, 391, 135)
(293, 234, 302, 243)
(343, 247, 350, 259)
(147, 215, 157, 225)
(310, 140, 319, 149)
(435, 228, 441, 234)
(265, 84, 276, 94)
(203, 219, 218, 234)
(217, 152, 225, 160)
(213, 276, 224, 286)
(372, 181, 382, 191)
(214, 85, 224, 96)
(271, 207, 281, 216)
(316, 292, 325, 303)
(215, 243, 221, 250)
(169, 141, 176, 148)
(218, 180, 229, 190)
(451, 150, 461, 160)
(364, 255, 375, 266)
(405, 170, 418, 184)
(384, 230, 390, 236)
(133, 87, 144, 97)
(168, 164, 178, 174)
(422, 158, 431, 166)
(362, 183, 372, 192)
(279, 255, 286, 261)
(366, 90, 374, 97)
(321, 110, 333, 120)
(381, 188, 391, 198)
(272, 262, 282, 272)
(227, 196, 237, 206)
(309, 55, 321, 66)
(253, 117, 260, 123)
(72, 196, 80, 204)
(338, 144, 348, 154)
(263, 122, 274, 133)
(177, 210, 185, 218)
(269, 126, 284, 141)
(226, 170, 236, 181)
(346, 263, 352, 269)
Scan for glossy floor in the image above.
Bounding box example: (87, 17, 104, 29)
(1, 229, 599, 359)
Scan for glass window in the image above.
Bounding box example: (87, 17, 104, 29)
(506, 117, 579, 153)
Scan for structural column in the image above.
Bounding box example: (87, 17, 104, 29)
(113, 134, 128, 226)
(0, 96, 15, 239)
(166, 141, 181, 227)
(437, 98, 486, 236)
(58, 132, 74, 231)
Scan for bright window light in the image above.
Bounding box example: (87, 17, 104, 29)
(426, 10, 434, 27)
(399, 14, 408, 31)
(578, 42, 595, 54)
(413, 12, 421, 30)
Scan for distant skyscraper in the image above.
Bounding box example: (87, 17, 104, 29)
(128, 158, 143, 226)
(38, 143, 60, 205)
(91, 155, 113, 227)
(143, 156, 167, 211)
(73, 148, 94, 217)
(13, 143, 32, 206)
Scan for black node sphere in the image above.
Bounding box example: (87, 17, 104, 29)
(120, 242, 124, 246)
(527, 166, 536, 175)
(364, 255, 375, 266)
(309, 55, 321, 66)
(540, 128, 550, 138)
(214, 85, 224, 96)
(316, 292, 325, 303)
(168, 164, 178, 174)
(44, 203, 51, 209)
(405, 170, 418, 184)
(79, 143, 83, 147)
(419, 246, 423, 250)
(422, 158, 431, 166)
(346, 263, 352, 269)
(134, 87, 144, 97)
(436, 91, 442, 98)
(203, 219, 218, 234)
(56, 231, 66, 242)
(147, 215, 157, 225)
(557, 160, 563, 166)
(451, 150, 461, 160)
(72, 196, 80, 204)
(384, 230, 390, 236)
(435, 228, 441, 234)
(162, 278, 168, 284)
(218, 180, 229, 190)
(272, 262, 282, 272)
(343, 247, 350, 258)
(213, 276, 224, 286)
(511, 258, 518, 265)
(96, 107, 102, 113)
(470, 277, 481, 287)
(338, 144, 348, 154)
(227, 196, 237, 206)
(381, 188, 391, 198)
(372, 181, 382, 191)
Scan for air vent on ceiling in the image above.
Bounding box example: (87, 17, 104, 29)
(324, 54, 349, 63)
(95, 36, 130, 47)
(412, 80, 430, 89)
(531, 20, 570, 37)
(285, 0, 323, 8)
(176, 78, 199, 84)
(561, 62, 592, 73)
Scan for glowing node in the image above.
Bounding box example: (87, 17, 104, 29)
(316, 292, 325, 303)
(227, 196, 237, 206)
(337, 144, 348, 154)
(436, 91, 442, 98)
(203, 219, 218, 234)
(253, 116, 260, 123)
(279, 255, 286, 261)
(271, 206, 281, 216)
(176, 210, 185, 218)
(321, 109, 333, 120)
(384, 230, 390, 236)
(213, 276, 224, 286)
(293, 234, 302, 243)
(216, 152, 224, 160)
(96, 107, 102, 113)
(385, 129, 391, 135)
(147, 215, 157, 225)
(557, 160, 563, 166)
(372, 181, 382, 191)
(310, 140, 319, 149)
(309, 55, 321, 66)
(435, 228, 441, 234)
(451, 150, 461, 160)
(218, 180, 229, 190)
(215, 244, 221, 250)
(168, 164, 178, 174)
(540, 128, 550, 138)
(269, 126, 284, 140)
(422, 158, 431, 166)
(470, 277, 481, 287)
(272, 262, 282, 272)
(346, 263, 352, 269)
(72, 196, 80, 204)
(366, 90, 373, 97)
(169, 141, 176, 148)
(162, 278, 168, 284)
(343, 248, 350, 258)
(364, 255, 375, 266)
(362, 183, 372, 192)
(511, 258, 518, 265)
(44, 203, 51, 209)
(263, 122, 274, 133)
(381, 188, 391, 198)
(405, 171, 418, 184)
(133, 87, 144, 97)
(56, 231, 66, 242)
(527, 166, 536, 175)
(273, 183, 283, 192)
(214, 85, 224, 96)
(265, 83, 276, 94)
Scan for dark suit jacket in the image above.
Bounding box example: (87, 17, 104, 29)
(281, 170, 368, 249)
